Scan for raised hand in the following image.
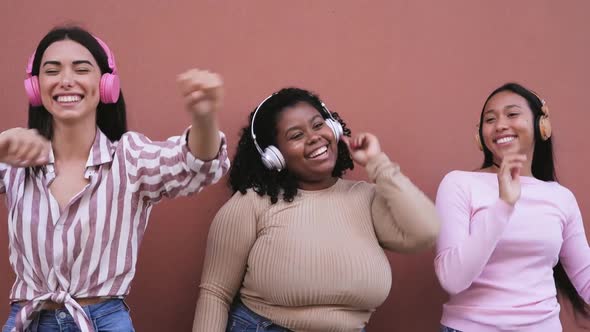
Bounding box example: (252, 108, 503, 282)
(342, 133, 382, 167)
(497, 154, 526, 205)
(177, 69, 223, 118)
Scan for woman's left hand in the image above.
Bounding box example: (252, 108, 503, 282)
(342, 133, 382, 167)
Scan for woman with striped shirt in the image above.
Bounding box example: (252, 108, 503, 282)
(0, 26, 229, 332)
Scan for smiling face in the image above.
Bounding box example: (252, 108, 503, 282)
(38, 39, 101, 124)
(481, 91, 536, 164)
(274, 102, 339, 190)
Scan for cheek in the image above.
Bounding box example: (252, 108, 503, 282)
(280, 142, 303, 163)
(520, 119, 536, 137)
(38, 78, 56, 105)
(86, 77, 101, 95)
(39, 76, 55, 94)
(481, 127, 493, 144)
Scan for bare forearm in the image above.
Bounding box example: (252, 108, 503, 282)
(189, 113, 221, 160)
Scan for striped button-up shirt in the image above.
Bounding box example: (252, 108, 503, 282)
(0, 128, 229, 332)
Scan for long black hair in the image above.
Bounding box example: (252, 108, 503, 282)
(229, 88, 353, 204)
(27, 26, 127, 142)
(479, 82, 590, 320)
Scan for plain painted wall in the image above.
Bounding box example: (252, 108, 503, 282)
(0, 1, 588, 331)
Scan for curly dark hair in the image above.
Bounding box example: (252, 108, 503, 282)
(229, 87, 353, 204)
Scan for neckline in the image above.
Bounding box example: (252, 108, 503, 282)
(298, 178, 341, 195)
(461, 170, 547, 185)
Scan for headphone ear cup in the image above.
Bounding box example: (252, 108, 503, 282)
(24, 76, 42, 107)
(100, 73, 121, 104)
(475, 132, 483, 151)
(538, 116, 552, 141)
(325, 119, 343, 142)
(261, 145, 286, 171)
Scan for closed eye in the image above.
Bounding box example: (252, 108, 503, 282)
(313, 122, 324, 130)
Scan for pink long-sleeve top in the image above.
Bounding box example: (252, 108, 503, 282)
(435, 171, 590, 332)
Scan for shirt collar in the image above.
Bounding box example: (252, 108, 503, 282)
(46, 128, 117, 169)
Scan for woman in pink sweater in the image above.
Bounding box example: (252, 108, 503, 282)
(435, 83, 590, 331)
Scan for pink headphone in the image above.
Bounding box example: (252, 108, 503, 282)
(24, 36, 120, 107)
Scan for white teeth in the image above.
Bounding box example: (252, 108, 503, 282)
(309, 146, 328, 158)
(496, 136, 516, 144)
(56, 95, 81, 103)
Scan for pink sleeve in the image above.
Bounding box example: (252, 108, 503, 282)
(558, 192, 590, 302)
(434, 172, 514, 294)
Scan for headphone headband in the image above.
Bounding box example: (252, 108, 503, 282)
(26, 34, 117, 76)
(24, 33, 120, 106)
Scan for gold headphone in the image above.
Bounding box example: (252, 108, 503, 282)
(475, 91, 552, 151)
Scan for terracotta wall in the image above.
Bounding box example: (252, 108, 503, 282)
(0, 1, 588, 331)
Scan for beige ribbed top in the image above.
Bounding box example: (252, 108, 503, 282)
(193, 153, 439, 332)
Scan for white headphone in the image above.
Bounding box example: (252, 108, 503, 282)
(250, 92, 343, 172)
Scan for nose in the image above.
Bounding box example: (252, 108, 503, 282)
(495, 116, 509, 132)
(307, 132, 322, 145)
(59, 69, 74, 88)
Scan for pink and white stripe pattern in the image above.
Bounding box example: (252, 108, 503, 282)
(0, 128, 229, 332)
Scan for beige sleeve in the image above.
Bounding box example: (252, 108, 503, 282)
(367, 153, 440, 252)
(192, 191, 258, 332)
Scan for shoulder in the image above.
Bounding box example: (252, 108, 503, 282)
(341, 178, 374, 193)
(117, 131, 154, 146)
(542, 181, 578, 205)
(439, 170, 491, 189)
(222, 188, 273, 212)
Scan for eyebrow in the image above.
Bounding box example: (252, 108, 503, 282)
(483, 104, 522, 115)
(42, 60, 95, 67)
(504, 104, 521, 110)
(284, 114, 324, 136)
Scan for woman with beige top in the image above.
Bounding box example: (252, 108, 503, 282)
(192, 87, 440, 332)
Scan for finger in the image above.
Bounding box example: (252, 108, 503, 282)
(502, 162, 523, 181)
(341, 136, 352, 150)
(33, 144, 50, 165)
(14, 140, 35, 163)
(185, 90, 207, 107)
(502, 154, 527, 164)
(353, 134, 366, 149)
(504, 160, 525, 170)
(7, 137, 20, 157)
(206, 73, 223, 89)
(29, 138, 49, 165)
(177, 78, 204, 98)
(510, 165, 521, 179)
(0, 134, 9, 152)
(21, 142, 43, 165)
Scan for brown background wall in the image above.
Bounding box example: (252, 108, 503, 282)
(1, 1, 589, 331)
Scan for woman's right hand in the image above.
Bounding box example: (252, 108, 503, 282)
(497, 154, 526, 205)
(0, 128, 50, 167)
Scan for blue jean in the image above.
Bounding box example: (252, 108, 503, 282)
(226, 300, 291, 332)
(2, 299, 134, 332)
(226, 299, 367, 332)
(440, 326, 462, 332)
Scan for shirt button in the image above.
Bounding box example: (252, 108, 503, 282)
(58, 312, 67, 319)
